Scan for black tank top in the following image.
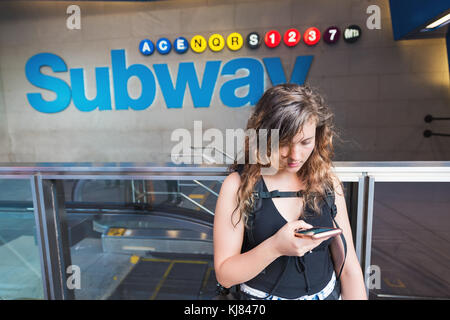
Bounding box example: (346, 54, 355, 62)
(240, 173, 335, 298)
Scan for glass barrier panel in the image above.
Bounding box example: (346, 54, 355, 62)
(369, 182, 450, 300)
(63, 179, 221, 214)
(0, 179, 44, 300)
(63, 178, 220, 300)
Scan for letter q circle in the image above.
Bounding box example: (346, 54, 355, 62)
(208, 34, 225, 52)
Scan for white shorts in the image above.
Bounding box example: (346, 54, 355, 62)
(240, 272, 341, 300)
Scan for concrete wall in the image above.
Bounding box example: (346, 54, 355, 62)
(0, 68, 12, 162)
(0, 0, 448, 163)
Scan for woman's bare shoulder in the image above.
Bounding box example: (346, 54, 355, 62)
(221, 171, 241, 194)
(215, 172, 242, 222)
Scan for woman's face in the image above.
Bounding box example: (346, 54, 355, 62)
(278, 118, 316, 173)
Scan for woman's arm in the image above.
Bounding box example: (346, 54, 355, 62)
(333, 178, 368, 300)
(213, 172, 318, 288)
(213, 172, 279, 288)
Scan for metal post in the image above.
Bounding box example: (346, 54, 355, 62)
(346, 181, 359, 249)
(31, 176, 74, 300)
(143, 180, 148, 204)
(354, 174, 367, 263)
(30, 176, 50, 300)
(131, 179, 136, 203)
(353, 174, 376, 298)
(363, 176, 375, 298)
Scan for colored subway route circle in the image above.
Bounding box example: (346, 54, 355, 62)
(343, 25, 361, 43)
(246, 32, 261, 49)
(208, 34, 225, 52)
(323, 26, 340, 44)
(283, 28, 301, 47)
(174, 37, 189, 54)
(139, 39, 155, 56)
(303, 27, 321, 46)
(156, 38, 172, 55)
(226, 32, 243, 51)
(190, 35, 207, 53)
(265, 30, 281, 48)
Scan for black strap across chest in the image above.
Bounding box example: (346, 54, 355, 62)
(255, 189, 305, 199)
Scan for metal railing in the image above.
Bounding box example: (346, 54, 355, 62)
(0, 161, 449, 300)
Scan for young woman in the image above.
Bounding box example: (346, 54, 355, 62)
(213, 84, 367, 300)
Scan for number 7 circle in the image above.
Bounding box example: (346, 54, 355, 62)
(323, 26, 340, 44)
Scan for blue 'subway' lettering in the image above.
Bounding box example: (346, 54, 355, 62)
(25, 49, 313, 113)
(154, 61, 221, 108)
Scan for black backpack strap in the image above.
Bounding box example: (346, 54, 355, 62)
(324, 189, 347, 280)
(249, 186, 304, 244)
(235, 164, 245, 175)
(255, 190, 304, 199)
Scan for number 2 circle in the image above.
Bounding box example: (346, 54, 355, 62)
(283, 28, 300, 47)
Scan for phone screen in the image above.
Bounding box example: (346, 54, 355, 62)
(297, 227, 336, 235)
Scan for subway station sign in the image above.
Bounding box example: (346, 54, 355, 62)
(139, 26, 361, 55)
(25, 26, 361, 113)
(25, 50, 313, 113)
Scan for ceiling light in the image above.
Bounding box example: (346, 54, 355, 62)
(425, 13, 450, 29)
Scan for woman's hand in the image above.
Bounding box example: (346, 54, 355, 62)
(271, 220, 331, 257)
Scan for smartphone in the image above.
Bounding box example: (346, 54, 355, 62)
(294, 227, 342, 240)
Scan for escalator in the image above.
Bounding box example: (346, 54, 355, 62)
(64, 178, 220, 300)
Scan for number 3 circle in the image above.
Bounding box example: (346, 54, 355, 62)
(303, 27, 321, 46)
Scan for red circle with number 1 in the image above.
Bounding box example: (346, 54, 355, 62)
(264, 30, 281, 48)
(303, 27, 321, 46)
(283, 28, 301, 47)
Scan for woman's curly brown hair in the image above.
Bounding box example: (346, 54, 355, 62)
(229, 83, 341, 228)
